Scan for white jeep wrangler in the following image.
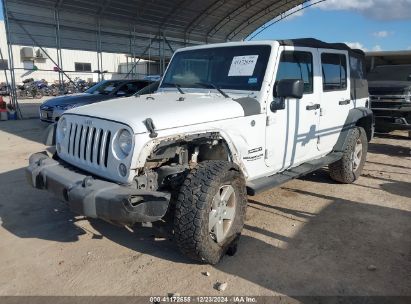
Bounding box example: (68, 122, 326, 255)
(27, 38, 373, 264)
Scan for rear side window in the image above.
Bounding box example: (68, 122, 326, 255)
(276, 51, 313, 94)
(321, 53, 347, 91)
(349, 52, 368, 99)
(350, 55, 365, 80)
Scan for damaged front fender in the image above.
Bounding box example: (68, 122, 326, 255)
(130, 130, 248, 178)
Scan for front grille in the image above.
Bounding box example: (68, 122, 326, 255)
(57, 114, 134, 183)
(66, 122, 112, 168)
(369, 88, 404, 96)
(371, 101, 404, 108)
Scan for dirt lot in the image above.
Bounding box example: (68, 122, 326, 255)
(0, 117, 410, 297)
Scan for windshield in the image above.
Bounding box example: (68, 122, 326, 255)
(85, 81, 122, 95)
(160, 45, 271, 91)
(135, 81, 160, 95)
(367, 65, 411, 82)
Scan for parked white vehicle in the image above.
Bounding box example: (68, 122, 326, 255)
(27, 39, 373, 264)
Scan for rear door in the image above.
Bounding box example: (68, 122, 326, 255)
(318, 51, 351, 152)
(265, 47, 321, 172)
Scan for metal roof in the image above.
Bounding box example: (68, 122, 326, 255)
(3, 0, 309, 59)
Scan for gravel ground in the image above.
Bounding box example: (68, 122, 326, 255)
(0, 118, 410, 297)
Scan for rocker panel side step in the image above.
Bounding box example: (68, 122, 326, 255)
(246, 152, 343, 196)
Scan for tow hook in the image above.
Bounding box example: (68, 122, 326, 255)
(82, 176, 93, 187)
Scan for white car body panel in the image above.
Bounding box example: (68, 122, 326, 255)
(130, 113, 269, 180)
(317, 49, 352, 153)
(265, 46, 323, 171)
(67, 93, 245, 134)
(55, 40, 368, 185)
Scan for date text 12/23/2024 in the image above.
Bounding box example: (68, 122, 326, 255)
(149, 296, 257, 303)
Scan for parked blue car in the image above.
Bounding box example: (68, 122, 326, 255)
(39, 79, 152, 123)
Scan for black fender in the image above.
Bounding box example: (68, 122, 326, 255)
(333, 107, 374, 152)
(42, 123, 57, 146)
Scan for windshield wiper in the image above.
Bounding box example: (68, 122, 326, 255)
(162, 82, 184, 94)
(195, 82, 230, 98)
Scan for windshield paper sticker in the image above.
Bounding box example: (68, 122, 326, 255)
(228, 55, 259, 77)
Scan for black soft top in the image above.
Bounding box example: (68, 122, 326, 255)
(278, 38, 365, 56)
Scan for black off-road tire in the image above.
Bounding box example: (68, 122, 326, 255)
(329, 127, 368, 183)
(174, 160, 247, 264)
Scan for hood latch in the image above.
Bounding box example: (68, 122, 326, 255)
(143, 118, 158, 138)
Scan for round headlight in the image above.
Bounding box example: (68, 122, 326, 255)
(118, 129, 132, 156)
(59, 118, 68, 138)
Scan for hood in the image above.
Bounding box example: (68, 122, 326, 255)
(42, 93, 112, 107)
(368, 81, 411, 93)
(66, 92, 252, 133)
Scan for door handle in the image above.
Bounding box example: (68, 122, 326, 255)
(306, 104, 320, 111)
(339, 99, 351, 105)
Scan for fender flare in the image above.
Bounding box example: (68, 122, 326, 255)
(333, 107, 374, 152)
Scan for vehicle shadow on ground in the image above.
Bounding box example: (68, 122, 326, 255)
(0, 118, 48, 144)
(374, 132, 410, 141)
(361, 174, 411, 198)
(298, 168, 338, 184)
(217, 191, 411, 296)
(1, 167, 410, 295)
(88, 220, 194, 264)
(0, 168, 83, 242)
(301, 168, 411, 198)
(366, 160, 410, 170)
(368, 142, 410, 157)
(0, 167, 191, 263)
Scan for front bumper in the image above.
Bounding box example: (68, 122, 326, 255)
(26, 152, 171, 225)
(372, 104, 411, 131)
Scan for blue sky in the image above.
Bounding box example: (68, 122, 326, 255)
(1, 0, 410, 51)
(0, 1, 4, 20)
(248, 0, 411, 51)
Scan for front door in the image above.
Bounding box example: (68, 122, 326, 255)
(317, 51, 351, 152)
(265, 47, 321, 172)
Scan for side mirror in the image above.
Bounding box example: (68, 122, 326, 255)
(276, 79, 304, 99)
(116, 90, 127, 96)
(271, 79, 304, 112)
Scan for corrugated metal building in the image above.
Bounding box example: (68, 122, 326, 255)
(0, 20, 156, 84)
(1, 0, 313, 112)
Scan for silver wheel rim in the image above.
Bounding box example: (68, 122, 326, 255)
(209, 185, 236, 244)
(352, 138, 363, 171)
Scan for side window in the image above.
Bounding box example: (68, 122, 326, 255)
(350, 55, 365, 80)
(275, 51, 313, 94)
(321, 53, 347, 91)
(349, 53, 368, 99)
